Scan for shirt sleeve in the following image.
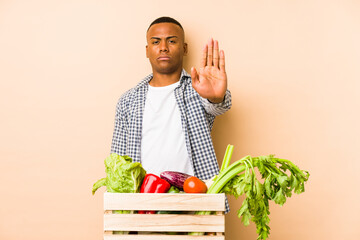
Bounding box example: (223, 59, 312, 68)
(110, 99, 127, 155)
(200, 89, 232, 116)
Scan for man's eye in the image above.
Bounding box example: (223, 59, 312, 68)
(169, 40, 176, 44)
(152, 41, 159, 44)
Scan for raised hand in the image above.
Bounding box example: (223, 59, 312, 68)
(191, 38, 227, 103)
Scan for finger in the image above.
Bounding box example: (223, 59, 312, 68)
(213, 40, 219, 69)
(207, 38, 213, 66)
(219, 50, 226, 72)
(200, 44, 207, 68)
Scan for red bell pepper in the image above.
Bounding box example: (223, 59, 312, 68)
(138, 173, 171, 214)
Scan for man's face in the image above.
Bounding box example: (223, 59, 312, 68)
(146, 22, 187, 75)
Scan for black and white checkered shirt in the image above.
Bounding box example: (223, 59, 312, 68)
(110, 69, 232, 211)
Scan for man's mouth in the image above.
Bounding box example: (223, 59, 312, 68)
(158, 55, 171, 60)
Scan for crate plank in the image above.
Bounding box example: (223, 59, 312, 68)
(104, 214, 225, 232)
(104, 193, 225, 211)
(104, 235, 224, 240)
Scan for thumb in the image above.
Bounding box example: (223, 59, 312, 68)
(191, 67, 199, 89)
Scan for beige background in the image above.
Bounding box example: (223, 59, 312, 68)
(1, 0, 359, 239)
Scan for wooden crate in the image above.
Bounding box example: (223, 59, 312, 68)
(103, 192, 225, 240)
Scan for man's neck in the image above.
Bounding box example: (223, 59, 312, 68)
(150, 70, 182, 87)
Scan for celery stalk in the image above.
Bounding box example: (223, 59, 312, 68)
(189, 146, 310, 240)
(220, 144, 234, 172)
(208, 155, 249, 193)
(207, 165, 246, 194)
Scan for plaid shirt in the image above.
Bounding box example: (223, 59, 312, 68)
(110, 69, 232, 211)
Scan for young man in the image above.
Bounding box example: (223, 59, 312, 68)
(111, 16, 231, 183)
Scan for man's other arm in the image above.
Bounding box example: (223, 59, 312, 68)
(110, 99, 127, 155)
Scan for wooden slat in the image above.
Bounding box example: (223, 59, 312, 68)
(104, 235, 225, 240)
(104, 214, 225, 232)
(215, 211, 223, 236)
(104, 193, 225, 211)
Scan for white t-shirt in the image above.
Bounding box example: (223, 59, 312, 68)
(141, 81, 194, 177)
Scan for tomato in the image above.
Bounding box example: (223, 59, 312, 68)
(183, 176, 208, 193)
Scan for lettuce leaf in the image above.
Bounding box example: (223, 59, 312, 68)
(92, 153, 146, 195)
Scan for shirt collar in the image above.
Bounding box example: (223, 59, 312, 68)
(137, 69, 191, 88)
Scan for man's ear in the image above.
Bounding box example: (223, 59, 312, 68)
(183, 43, 188, 56)
(146, 45, 149, 58)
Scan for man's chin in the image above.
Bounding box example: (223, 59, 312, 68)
(153, 66, 181, 75)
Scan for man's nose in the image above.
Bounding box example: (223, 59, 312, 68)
(159, 41, 168, 52)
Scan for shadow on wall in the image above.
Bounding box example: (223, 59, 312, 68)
(212, 104, 244, 161)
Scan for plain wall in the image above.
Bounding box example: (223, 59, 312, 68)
(1, 0, 359, 239)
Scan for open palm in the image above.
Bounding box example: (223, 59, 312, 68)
(191, 39, 227, 103)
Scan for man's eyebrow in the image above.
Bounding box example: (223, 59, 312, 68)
(150, 36, 179, 40)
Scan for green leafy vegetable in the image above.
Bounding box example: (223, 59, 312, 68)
(190, 145, 310, 239)
(92, 153, 146, 234)
(92, 153, 146, 228)
(92, 153, 146, 196)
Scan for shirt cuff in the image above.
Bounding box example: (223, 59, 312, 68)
(200, 90, 232, 116)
